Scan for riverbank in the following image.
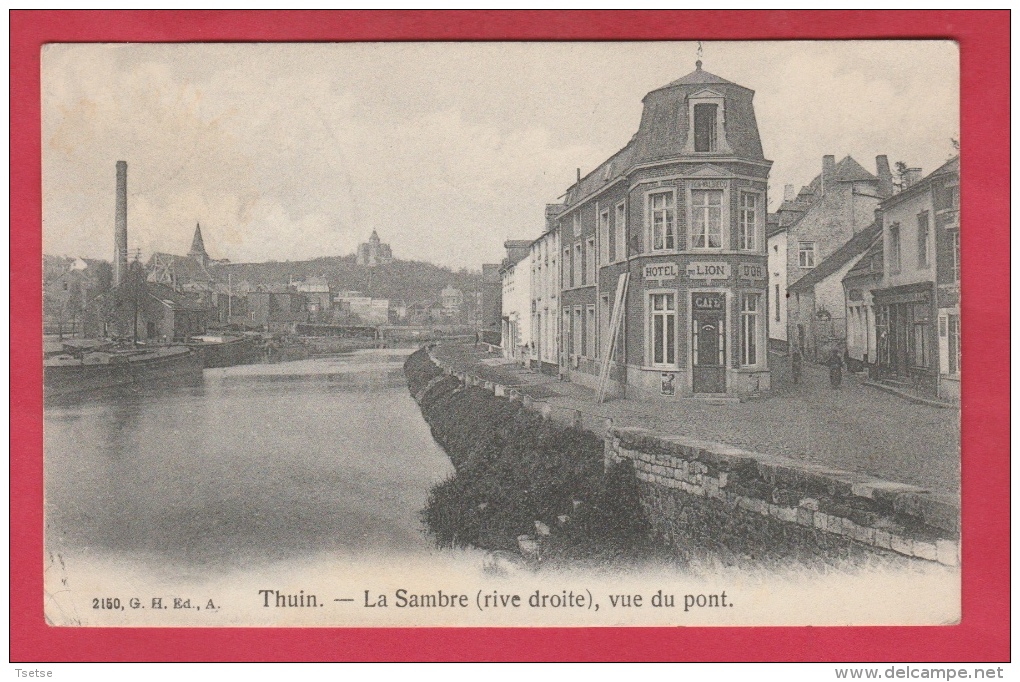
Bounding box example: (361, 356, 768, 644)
(405, 347, 650, 565)
(405, 347, 954, 569)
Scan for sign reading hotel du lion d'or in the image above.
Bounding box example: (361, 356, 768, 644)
(686, 261, 729, 281)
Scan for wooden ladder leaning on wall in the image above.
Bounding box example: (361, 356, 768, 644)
(595, 272, 629, 404)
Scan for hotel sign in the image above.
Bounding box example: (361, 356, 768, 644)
(643, 262, 677, 282)
(738, 263, 766, 281)
(686, 262, 729, 281)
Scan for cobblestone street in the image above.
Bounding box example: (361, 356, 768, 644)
(431, 343, 960, 498)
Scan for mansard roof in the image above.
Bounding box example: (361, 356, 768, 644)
(559, 62, 767, 210)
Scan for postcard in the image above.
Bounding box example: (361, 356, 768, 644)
(40, 40, 963, 630)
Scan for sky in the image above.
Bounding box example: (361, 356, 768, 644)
(41, 41, 959, 270)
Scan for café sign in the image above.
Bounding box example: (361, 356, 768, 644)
(686, 262, 729, 281)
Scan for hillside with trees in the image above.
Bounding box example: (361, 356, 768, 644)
(212, 255, 483, 305)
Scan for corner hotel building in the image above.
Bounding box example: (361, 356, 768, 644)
(555, 61, 772, 399)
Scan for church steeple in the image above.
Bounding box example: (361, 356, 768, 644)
(189, 222, 209, 265)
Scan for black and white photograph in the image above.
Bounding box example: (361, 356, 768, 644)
(41, 40, 961, 627)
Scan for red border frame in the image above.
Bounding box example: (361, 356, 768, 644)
(11, 10, 1009, 662)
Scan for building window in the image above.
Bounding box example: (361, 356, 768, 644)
(951, 229, 960, 283)
(740, 294, 761, 366)
(691, 189, 723, 249)
(574, 243, 582, 287)
(948, 314, 960, 375)
(647, 191, 676, 251)
(562, 309, 571, 356)
(798, 241, 816, 268)
(917, 211, 930, 268)
(738, 192, 758, 250)
(649, 292, 676, 366)
(572, 212, 581, 237)
(775, 284, 781, 322)
(585, 304, 596, 359)
(573, 307, 583, 358)
(889, 224, 901, 274)
(693, 103, 718, 152)
(562, 248, 570, 289)
(585, 238, 595, 286)
(599, 208, 610, 266)
(614, 201, 626, 262)
(599, 294, 611, 360)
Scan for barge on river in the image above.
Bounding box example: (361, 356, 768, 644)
(44, 342, 203, 399)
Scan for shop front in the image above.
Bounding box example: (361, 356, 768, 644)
(873, 282, 937, 395)
(624, 258, 769, 399)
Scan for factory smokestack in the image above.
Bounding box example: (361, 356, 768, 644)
(114, 161, 128, 286)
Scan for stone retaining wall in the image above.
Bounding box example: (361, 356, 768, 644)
(424, 346, 960, 566)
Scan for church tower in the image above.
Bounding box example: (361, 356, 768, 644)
(189, 223, 209, 267)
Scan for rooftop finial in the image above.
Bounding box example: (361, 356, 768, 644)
(696, 40, 704, 69)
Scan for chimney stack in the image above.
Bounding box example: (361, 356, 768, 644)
(875, 155, 894, 198)
(576, 167, 581, 183)
(902, 167, 922, 189)
(821, 155, 836, 195)
(784, 184, 795, 203)
(114, 160, 128, 287)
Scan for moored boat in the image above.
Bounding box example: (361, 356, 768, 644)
(44, 345, 202, 399)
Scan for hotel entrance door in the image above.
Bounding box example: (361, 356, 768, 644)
(692, 293, 725, 393)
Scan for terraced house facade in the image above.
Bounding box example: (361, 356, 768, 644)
(555, 61, 772, 399)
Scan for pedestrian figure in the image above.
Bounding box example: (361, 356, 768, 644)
(474, 330, 480, 348)
(790, 347, 802, 385)
(827, 346, 843, 389)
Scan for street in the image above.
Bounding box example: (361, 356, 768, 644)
(433, 344, 960, 498)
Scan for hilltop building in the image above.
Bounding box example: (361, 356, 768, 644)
(356, 230, 393, 267)
(553, 60, 772, 399)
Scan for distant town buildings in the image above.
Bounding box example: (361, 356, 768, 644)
(356, 230, 393, 267)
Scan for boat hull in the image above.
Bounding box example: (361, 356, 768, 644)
(44, 347, 202, 399)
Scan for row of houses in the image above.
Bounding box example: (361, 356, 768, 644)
(495, 61, 961, 402)
(772, 155, 960, 401)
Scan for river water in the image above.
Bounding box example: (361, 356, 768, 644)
(43, 348, 958, 627)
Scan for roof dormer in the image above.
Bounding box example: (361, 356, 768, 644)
(682, 87, 732, 155)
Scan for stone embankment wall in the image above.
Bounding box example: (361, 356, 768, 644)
(419, 346, 960, 566)
(608, 429, 959, 566)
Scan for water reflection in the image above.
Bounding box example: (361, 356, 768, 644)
(44, 349, 454, 570)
